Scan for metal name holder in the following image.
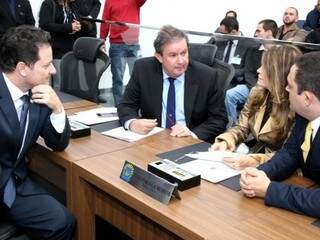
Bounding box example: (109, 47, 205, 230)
(120, 161, 180, 204)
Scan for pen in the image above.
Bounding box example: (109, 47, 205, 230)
(96, 112, 117, 117)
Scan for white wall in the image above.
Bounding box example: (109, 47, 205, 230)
(29, 0, 316, 90)
(30, 0, 315, 36)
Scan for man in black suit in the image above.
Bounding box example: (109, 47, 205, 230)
(0, 0, 35, 38)
(117, 25, 228, 142)
(225, 19, 278, 124)
(240, 51, 320, 218)
(0, 26, 75, 239)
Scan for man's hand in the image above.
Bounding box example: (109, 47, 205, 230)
(130, 119, 157, 135)
(240, 167, 271, 198)
(170, 124, 192, 137)
(209, 141, 228, 152)
(223, 155, 259, 170)
(31, 85, 63, 114)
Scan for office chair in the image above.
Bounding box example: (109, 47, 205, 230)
(60, 37, 110, 103)
(188, 43, 234, 91)
(188, 43, 217, 66)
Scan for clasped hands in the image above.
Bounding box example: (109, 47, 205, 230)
(129, 118, 192, 137)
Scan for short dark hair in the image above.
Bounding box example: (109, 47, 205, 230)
(258, 19, 278, 37)
(225, 10, 237, 19)
(219, 17, 239, 32)
(0, 25, 52, 73)
(294, 51, 320, 100)
(153, 25, 189, 54)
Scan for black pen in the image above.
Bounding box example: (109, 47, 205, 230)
(96, 112, 117, 117)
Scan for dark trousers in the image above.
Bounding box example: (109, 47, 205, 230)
(2, 190, 75, 240)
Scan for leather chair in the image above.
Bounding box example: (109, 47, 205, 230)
(60, 37, 111, 103)
(188, 42, 234, 91)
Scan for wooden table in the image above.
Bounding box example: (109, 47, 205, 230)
(28, 101, 131, 208)
(71, 131, 320, 240)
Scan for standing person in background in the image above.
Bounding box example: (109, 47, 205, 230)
(77, 0, 101, 37)
(303, 0, 320, 31)
(0, 0, 35, 38)
(276, 7, 307, 42)
(100, 0, 146, 106)
(39, 0, 91, 88)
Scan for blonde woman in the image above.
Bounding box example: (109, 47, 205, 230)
(210, 45, 302, 170)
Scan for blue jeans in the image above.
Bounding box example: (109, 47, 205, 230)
(109, 43, 141, 106)
(225, 84, 249, 124)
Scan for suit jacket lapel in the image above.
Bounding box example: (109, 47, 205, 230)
(153, 61, 163, 125)
(0, 73, 20, 136)
(184, 64, 198, 126)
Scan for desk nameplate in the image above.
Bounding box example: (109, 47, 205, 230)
(120, 160, 180, 204)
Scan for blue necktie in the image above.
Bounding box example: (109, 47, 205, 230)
(166, 77, 176, 128)
(3, 95, 30, 208)
(7, 0, 16, 18)
(224, 40, 233, 63)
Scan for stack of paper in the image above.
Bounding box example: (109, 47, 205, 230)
(68, 107, 118, 125)
(179, 151, 241, 183)
(102, 127, 164, 142)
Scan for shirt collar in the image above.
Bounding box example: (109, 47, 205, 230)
(3, 73, 28, 102)
(162, 70, 185, 84)
(311, 115, 320, 137)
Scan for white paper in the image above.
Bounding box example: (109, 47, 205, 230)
(101, 127, 164, 142)
(68, 107, 118, 125)
(186, 151, 240, 162)
(179, 159, 241, 183)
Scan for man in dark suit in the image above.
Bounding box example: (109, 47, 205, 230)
(225, 19, 278, 125)
(117, 25, 228, 142)
(0, 26, 75, 239)
(240, 51, 320, 218)
(0, 0, 35, 38)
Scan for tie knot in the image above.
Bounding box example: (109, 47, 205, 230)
(168, 77, 175, 84)
(21, 95, 30, 103)
(228, 40, 233, 45)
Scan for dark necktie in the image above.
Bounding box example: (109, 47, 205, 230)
(166, 77, 176, 128)
(7, 0, 16, 18)
(3, 95, 30, 208)
(20, 95, 30, 133)
(224, 40, 233, 63)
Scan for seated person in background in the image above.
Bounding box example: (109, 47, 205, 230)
(276, 7, 308, 42)
(225, 19, 278, 125)
(117, 25, 228, 142)
(210, 45, 302, 169)
(303, 0, 320, 31)
(240, 51, 320, 218)
(214, 10, 240, 33)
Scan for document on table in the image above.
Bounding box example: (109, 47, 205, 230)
(179, 151, 241, 183)
(68, 107, 118, 125)
(102, 127, 164, 142)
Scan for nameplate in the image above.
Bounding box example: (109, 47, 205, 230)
(120, 161, 180, 204)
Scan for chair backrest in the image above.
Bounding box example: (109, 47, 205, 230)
(296, 19, 305, 29)
(188, 42, 234, 91)
(212, 59, 235, 92)
(188, 43, 217, 66)
(60, 37, 110, 103)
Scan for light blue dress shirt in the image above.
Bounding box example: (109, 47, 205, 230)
(161, 71, 186, 128)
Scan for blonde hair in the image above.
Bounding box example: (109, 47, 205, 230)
(249, 44, 302, 136)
